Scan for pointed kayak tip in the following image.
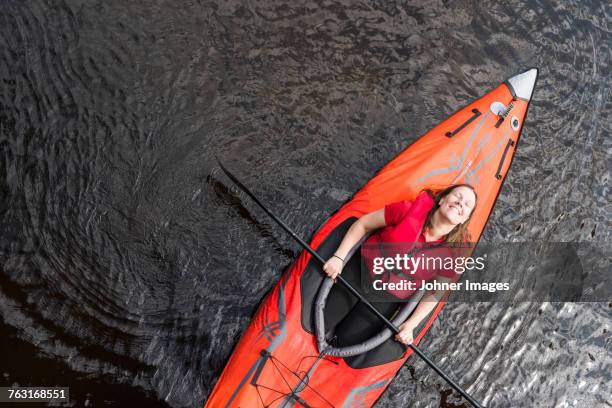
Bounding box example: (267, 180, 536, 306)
(506, 68, 538, 101)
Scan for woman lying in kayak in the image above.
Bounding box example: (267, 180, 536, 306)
(322, 184, 477, 346)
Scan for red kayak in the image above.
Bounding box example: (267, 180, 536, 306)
(206, 68, 538, 407)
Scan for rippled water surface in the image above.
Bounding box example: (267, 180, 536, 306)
(0, 1, 610, 407)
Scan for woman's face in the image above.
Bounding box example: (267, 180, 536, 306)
(437, 186, 476, 225)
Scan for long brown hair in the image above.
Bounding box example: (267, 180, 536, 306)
(422, 184, 477, 243)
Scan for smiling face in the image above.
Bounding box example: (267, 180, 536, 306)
(437, 186, 477, 225)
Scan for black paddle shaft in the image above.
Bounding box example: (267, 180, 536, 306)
(216, 160, 485, 408)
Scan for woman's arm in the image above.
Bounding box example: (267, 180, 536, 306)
(335, 208, 386, 260)
(322, 208, 386, 280)
(395, 277, 453, 344)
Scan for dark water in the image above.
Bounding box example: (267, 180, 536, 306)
(0, 1, 610, 407)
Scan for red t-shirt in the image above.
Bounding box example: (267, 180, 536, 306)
(364, 200, 460, 299)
